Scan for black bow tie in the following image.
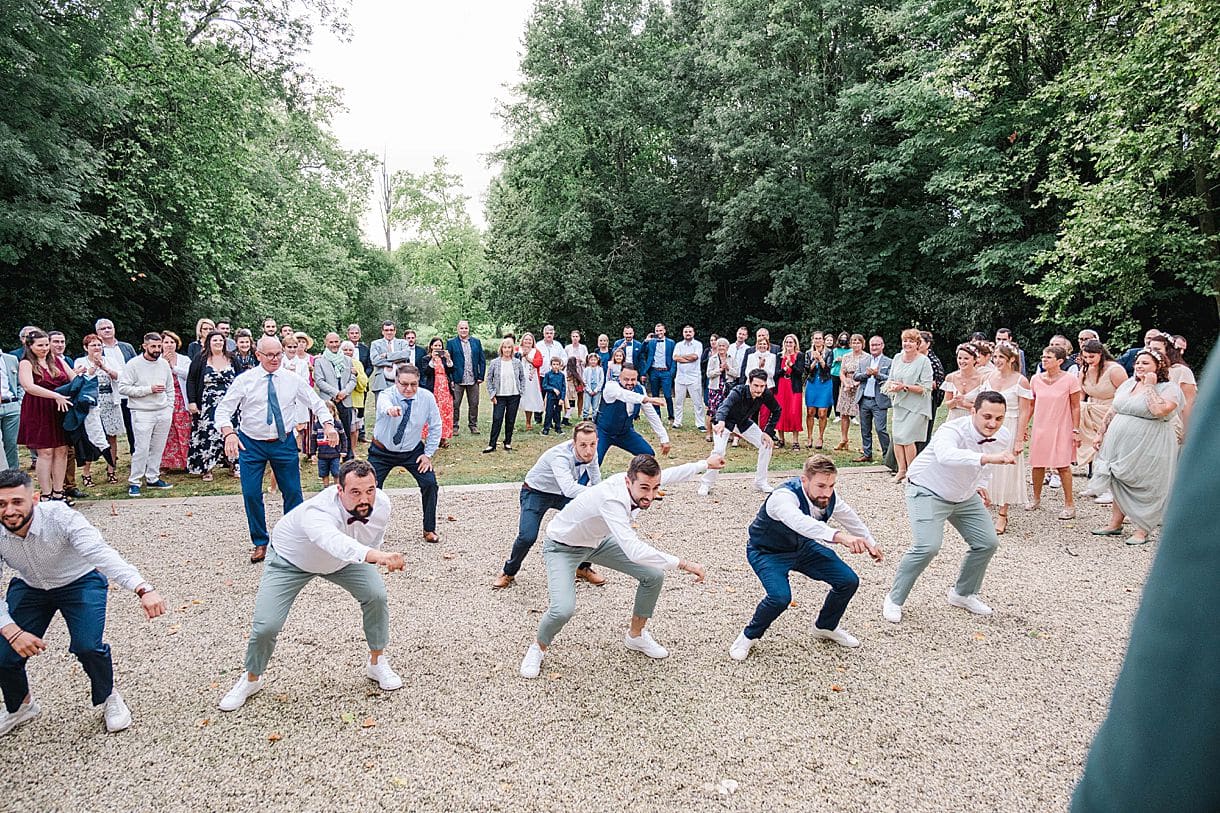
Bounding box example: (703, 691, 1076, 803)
(977, 438, 997, 445)
(347, 515, 369, 525)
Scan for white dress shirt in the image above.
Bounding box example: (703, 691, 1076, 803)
(270, 486, 391, 574)
(544, 461, 708, 570)
(727, 341, 749, 380)
(0, 502, 144, 627)
(564, 342, 589, 362)
(525, 439, 602, 498)
(374, 386, 442, 457)
(906, 415, 1012, 502)
(765, 488, 875, 546)
(0, 357, 13, 400)
(600, 380, 669, 443)
(214, 366, 332, 440)
(538, 340, 565, 372)
(674, 339, 703, 385)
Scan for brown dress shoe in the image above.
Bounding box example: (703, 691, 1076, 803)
(492, 573, 515, 590)
(250, 545, 267, 564)
(575, 566, 607, 586)
(423, 531, 440, 544)
(850, 455, 873, 463)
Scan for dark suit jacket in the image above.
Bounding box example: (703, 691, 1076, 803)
(853, 353, 893, 408)
(356, 342, 371, 376)
(641, 338, 676, 376)
(446, 336, 485, 383)
(611, 339, 645, 368)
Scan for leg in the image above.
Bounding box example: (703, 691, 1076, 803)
(321, 563, 390, 653)
(740, 424, 773, 488)
(127, 411, 152, 486)
(0, 405, 20, 470)
(1059, 466, 1075, 508)
(452, 384, 464, 431)
(63, 446, 76, 490)
(467, 383, 480, 432)
(50, 446, 67, 493)
(805, 407, 816, 446)
(0, 579, 57, 712)
(874, 407, 891, 455)
(366, 444, 397, 488)
(54, 572, 114, 706)
(121, 400, 135, 454)
(243, 548, 315, 676)
(817, 408, 829, 446)
(584, 538, 666, 623)
(33, 446, 53, 495)
(742, 548, 796, 640)
(487, 398, 506, 447)
(237, 437, 271, 546)
(888, 487, 953, 604)
(691, 383, 706, 425)
(502, 395, 520, 445)
(596, 431, 612, 464)
(793, 545, 860, 631)
(660, 372, 674, 420)
(142, 410, 172, 482)
(673, 381, 686, 426)
(858, 399, 875, 458)
(405, 445, 439, 532)
(614, 428, 655, 458)
(945, 495, 1001, 597)
(267, 435, 304, 516)
(1030, 467, 1045, 505)
(700, 428, 732, 488)
(502, 490, 566, 577)
(535, 540, 587, 647)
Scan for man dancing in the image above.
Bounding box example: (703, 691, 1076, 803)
(0, 469, 166, 736)
(218, 460, 406, 711)
(493, 423, 607, 589)
(595, 365, 671, 464)
(883, 391, 1016, 623)
(699, 369, 781, 496)
(730, 455, 882, 661)
(519, 452, 723, 678)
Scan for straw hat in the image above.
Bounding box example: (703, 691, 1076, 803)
(293, 331, 315, 351)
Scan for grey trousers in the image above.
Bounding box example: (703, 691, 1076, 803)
(244, 546, 390, 675)
(0, 402, 19, 470)
(889, 483, 1000, 604)
(536, 538, 665, 646)
(453, 382, 480, 430)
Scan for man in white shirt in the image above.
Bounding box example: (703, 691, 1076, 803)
(117, 333, 176, 497)
(729, 455, 881, 661)
(218, 460, 407, 712)
(672, 324, 705, 428)
(726, 326, 750, 383)
(883, 392, 1016, 623)
(215, 336, 338, 563)
(0, 469, 166, 736)
(94, 318, 137, 453)
(519, 452, 723, 678)
(594, 365, 671, 464)
(370, 364, 443, 543)
(493, 425, 605, 589)
(538, 324, 565, 373)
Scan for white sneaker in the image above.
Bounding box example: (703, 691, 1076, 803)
(624, 630, 669, 659)
(810, 625, 860, 648)
(102, 690, 131, 732)
(1049, 473, 1062, 489)
(218, 673, 265, 711)
(755, 482, 775, 494)
(882, 594, 903, 623)
(1093, 491, 1114, 505)
(671, 423, 682, 429)
(946, 587, 993, 616)
(729, 631, 756, 661)
(697, 484, 710, 497)
(519, 643, 545, 679)
(0, 698, 40, 736)
(366, 656, 403, 691)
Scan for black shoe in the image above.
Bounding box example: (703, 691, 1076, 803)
(482, 446, 496, 454)
(63, 487, 86, 499)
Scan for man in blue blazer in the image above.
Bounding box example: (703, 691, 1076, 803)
(446, 320, 485, 434)
(641, 322, 677, 423)
(852, 336, 892, 462)
(612, 326, 645, 369)
(0, 350, 22, 470)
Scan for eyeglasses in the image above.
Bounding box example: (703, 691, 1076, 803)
(397, 381, 419, 388)
(260, 352, 283, 360)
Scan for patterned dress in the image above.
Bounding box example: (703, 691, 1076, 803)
(160, 355, 192, 470)
(188, 366, 236, 474)
(836, 352, 864, 417)
(429, 358, 454, 441)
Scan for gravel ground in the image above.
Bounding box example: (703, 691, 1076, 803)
(2, 467, 1148, 812)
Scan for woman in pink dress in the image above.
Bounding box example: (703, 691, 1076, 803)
(1026, 345, 1082, 519)
(157, 330, 192, 471)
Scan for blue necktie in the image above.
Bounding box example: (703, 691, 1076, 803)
(266, 373, 286, 440)
(392, 398, 414, 446)
(577, 467, 590, 486)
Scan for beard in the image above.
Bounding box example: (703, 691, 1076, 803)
(348, 502, 373, 519)
(810, 496, 831, 509)
(2, 507, 33, 533)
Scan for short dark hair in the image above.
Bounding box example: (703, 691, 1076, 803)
(338, 459, 376, 487)
(919, 331, 933, 344)
(995, 327, 1013, 337)
(974, 390, 1007, 411)
(143, 332, 162, 343)
(747, 369, 768, 383)
(0, 469, 33, 490)
(627, 454, 661, 480)
(48, 330, 65, 339)
(802, 454, 837, 477)
(572, 420, 597, 438)
(1042, 344, 1067, 361)
(395, 363, 420, 380)
(381, 320, 395, 328)
(620, 363, 638, 374)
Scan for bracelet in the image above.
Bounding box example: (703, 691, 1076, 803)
(5, 630, 22, 645)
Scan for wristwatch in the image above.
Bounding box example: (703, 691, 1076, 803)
(135, 584, 155, 597)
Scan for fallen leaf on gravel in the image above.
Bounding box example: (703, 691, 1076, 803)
(186, 511, 193, 517)
(363, 761, 376, 770)
(499, 782, 513, 792)
(209, 682, 219, 689)
(547, 672, 563, 680)
(361, 717, 376, 728)
(110, 502, 118, 516)
(442, 553, 455, 560)
(274, 694, 291, 703)
(197, 718, 210, 727)
(788, 601, 798, 608)
(341, 712, 355, 723)
(446, 515, 457, 522)
(390, 777, 408, 787)
(831, 685, 844, 692)
(224, 580, 233, 587)
(167, 625, 181, 634)
(1027, 630, 1044, 639)
(191, 599, 203, 605)
(972, 632, 986, 641)
(267, 732, 282, 742)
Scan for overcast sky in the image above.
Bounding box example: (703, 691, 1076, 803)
(305, 1, 537, 236)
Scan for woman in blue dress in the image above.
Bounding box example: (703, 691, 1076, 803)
(803, 331, 835, 449)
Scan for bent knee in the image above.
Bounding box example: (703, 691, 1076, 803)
(833, 570, 860, 594)
(762, 589, 793, 608)
(637, 567, 665, 589)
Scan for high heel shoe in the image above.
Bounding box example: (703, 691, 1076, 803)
(834, 441, 849, 451)
(995, 512, 1009, 535)
(106, 469, 118, 484)
(81, 474, 95, 488)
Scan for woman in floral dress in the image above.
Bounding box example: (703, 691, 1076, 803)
(187, 332, 236, 481)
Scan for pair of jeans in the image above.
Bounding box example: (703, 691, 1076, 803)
(858, 396, 890, 458)
(0, 571, 112, 712)
(502, 487, 589, 576)
(543, 393, 563, 432)
(244, 547, 389, 676)
(238, 433, 303, 547)
(367, 441, 438, 532)
(488, 394, 520, 447)
(582, 392, 601, 420)
(743, 543, 860, 639)
(317, 456, 341, 479)
(646, 368, 674, 420)
(595, 427, 655, 464)
(889, 483, 999, 604)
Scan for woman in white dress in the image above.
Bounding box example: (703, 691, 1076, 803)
(940, 342, 992, 420)
(987, 344, 1033, 534)
(517, 331, 545, 430)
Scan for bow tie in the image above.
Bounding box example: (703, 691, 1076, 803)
(977, 438, 997, 445)
(347, 515, 369, 525)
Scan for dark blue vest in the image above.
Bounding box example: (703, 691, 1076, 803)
(596, 384, 644, 436)
(747, 477, 837, 554)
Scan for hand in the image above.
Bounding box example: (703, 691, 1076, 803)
(139, 590, 167, 619)
(894, 382, 906, 392)
(368, 550, 406, 571)
(416, 454, 433, 473)
(54, 394, 71, 412)
(982, 450, 1017, 465)
(188, 404, 200, 416)
(2, 627, 47, 658)
(323, 424, 340, 447)
(223, 433, 245, 459)
(834, 531, 872, 556)
(386, 406, 402, 417)
(659, 443, 671, 457)
(679, 559, 706, 583)
(151, 383, 166, 393)
(1140, 372, 1158, 387)
(977, 487, 992, 507)
(706, 453, 726, 470)
(645, 396, 666, 407)
(760, 433, 774, 449)
(713, 421, 726, 436)
(490, 396, 497, 405)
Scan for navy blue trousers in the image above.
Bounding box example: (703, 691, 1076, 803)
(744, 542, 860, 639)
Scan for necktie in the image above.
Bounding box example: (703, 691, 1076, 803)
(577, 467, 590, 486)
(977, 437, 997, 445)
(347, 515, 369, 525)
(266, 374, 286, 440)
(392, 398, 414, 446)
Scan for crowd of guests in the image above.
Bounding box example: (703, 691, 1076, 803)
(0, 316, 1198, 545)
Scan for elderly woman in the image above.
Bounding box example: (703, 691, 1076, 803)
(517, 332, 544, 430)
(484, 337, 526, 453)
(704, 337, 732, 442)
(1026, 345, 1083, 519)
(340, 340, 365, 457)
(834, 334, 865, 451)
(74, 333, 122, 483)
(885, 327, 933, 482)
(1086, 349, 1181, 545)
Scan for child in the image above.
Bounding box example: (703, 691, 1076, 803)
(565, 355, 584, 424)
(542, 357, 567, 435)
(582, 353, 605, 420)
(315, 401, 349, 487)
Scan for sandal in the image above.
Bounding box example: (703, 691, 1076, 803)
(202, 472, 214, 482)
(106, 470, 118, 484)
(995, 512, 1009, 535)
(1023, 501, 1041, 512)
(834, 441, 849, 451)
(51, 491, 75, 507)
(1057, 508, 1077, 520)
(81, 474, 95, 488)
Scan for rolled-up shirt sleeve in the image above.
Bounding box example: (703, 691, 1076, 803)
(300, 504, 372, 564)
(598, 500, 680, 571)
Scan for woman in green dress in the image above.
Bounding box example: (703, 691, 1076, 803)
(886, 328, 933, 483)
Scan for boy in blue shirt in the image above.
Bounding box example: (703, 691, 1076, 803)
(542, 358, 566, 435)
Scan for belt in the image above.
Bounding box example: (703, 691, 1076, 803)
(0, 397, 16, 404)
